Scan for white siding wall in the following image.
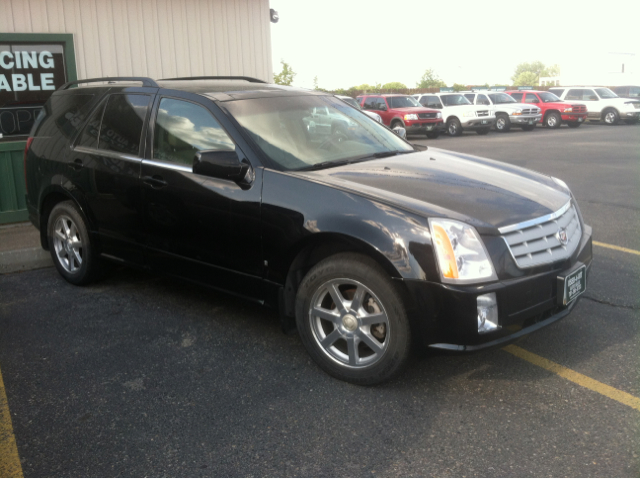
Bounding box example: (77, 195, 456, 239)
(0, 0, 273, 82)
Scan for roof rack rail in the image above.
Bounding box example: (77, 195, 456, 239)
(160, 76, 268, 84)
(58, 77, 159, 90)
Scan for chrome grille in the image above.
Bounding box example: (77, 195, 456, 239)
(571, 104, 587, 113)
(418, 112, 437, 119)
(499, 202, 582, 268)
(521, 108, 539, 115)
(477, 110, 489, 117)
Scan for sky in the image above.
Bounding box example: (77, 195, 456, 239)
(269, 0, 640, 90)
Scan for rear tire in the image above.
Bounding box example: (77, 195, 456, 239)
(545, 111, 561, 129)
(447, 118, 462, 137)
(495, 114, 511, 132)
(47, 200, 103, 285)
(295, 253, 411, 385)
(567, 122, 581, 128)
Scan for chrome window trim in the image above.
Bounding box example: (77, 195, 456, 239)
(498, 201, 572, 234)
(142, 158, 192, 173)
(73, 146, 142, 163)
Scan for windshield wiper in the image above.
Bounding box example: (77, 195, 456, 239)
(297, 151, 408, 171)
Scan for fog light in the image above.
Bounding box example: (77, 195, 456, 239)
(477, 293, 499, 334)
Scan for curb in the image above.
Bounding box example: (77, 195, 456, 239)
(0, 247, 53, 274)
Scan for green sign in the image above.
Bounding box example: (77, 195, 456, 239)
(471, 86, 489, 91)
(518, 86, 533, 90)
(490, 86, 506, 91)
(439, 87, 454, 92)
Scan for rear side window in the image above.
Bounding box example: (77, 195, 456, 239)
(509, 92, 524, 101)
(153, 98, 235, 166)
(32, 93, 96, 139)
(76, 101, 106, 149)
(463, 94, 475, 103)
(422, 96, 443, 109)
(524, 93, 539, 103)
(363, 97, 386, 110)
(98, 94, 151, 155)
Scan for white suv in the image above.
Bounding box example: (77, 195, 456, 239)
(548, 86, 640, 125)
(413, 93, 495, 136)
(462, 91, 542, 132)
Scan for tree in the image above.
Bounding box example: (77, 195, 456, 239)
(511, 61, 560, 85)
(313, 76, 319, 90)
(273, 60, 296, 85)
(416, 69, 447, 88)
(513, 71, 539, 87)
(382, 81, 407, 90)
(354, 83, 381, 93)
(452, 83, 467, 92)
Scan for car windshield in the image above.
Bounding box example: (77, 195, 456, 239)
(538, 92, 561, 102)
(388, 96, 421, 108)
(489, 93, 516, 104)
(595, 88, 618, 99)
(340, 97, 361, 110)
(225, 95, 414, 171)
(441, 94, 472, 106)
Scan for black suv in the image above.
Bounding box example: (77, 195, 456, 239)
(25, 76, 593, 385)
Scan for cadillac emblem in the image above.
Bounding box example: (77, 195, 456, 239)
(556, 227, 569, 246)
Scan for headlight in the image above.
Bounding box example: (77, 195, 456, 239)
(563, 107, 573, 113)
(404, 114, 418, 121)
(429, 218, 497, 283)
(512, 109, 522, 116)
(436, 112, 442, 119)
(463, 111, 475, 117)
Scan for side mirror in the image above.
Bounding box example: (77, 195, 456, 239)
(392, 126, 407, 139)
(193, 149, 249, 182)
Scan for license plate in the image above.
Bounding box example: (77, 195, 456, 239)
(426, 125, 432, 130)
(528, 120, 534, 125)
(578, 117, 584, 122)
(558, 265, 586, 305)
(481, 120, 487, 124)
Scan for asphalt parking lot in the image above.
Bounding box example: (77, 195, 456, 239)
(1, 122, 639, 477)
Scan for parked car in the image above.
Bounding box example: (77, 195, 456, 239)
(335, 95, 382, 123)
(461, 91, 541, 132)
(25, 76, 592, 385)
(413, 93, 495, 136)
(356, 94, 444, 138)
(506, 90, 587, 128)
(612, 86, 640, 101)
(548, 86, 640, 125)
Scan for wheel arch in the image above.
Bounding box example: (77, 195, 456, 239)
(38, 186, 93, 251)
(601, 107, 619, 120)
(389, 117, 405, 128)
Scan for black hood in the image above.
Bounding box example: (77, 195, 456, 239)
(297, 148, 570, 233)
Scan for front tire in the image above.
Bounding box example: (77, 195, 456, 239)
(447, 118, 462, 137)
(603, 109, 619, 125)
(495, 114, 511, 132)
(545, 111, 561, 129)
(295, 253, 411, 385)
(47, 200, 103, 285)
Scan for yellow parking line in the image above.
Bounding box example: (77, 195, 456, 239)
(0, 364, 23, 478)
(504, 345, 640, 412)
(593, 241, 640, 256)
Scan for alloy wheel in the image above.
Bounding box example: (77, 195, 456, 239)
(53, 215, 83, 273)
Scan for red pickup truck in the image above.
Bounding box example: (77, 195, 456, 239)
(506, 90, 587, 128)
(356, 94, 445, 138)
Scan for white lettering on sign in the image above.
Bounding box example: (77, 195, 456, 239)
(0, 73, 57, 92)
(0, 50, 55, 70)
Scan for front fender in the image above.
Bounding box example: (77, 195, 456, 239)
(262, 169, 438, 285)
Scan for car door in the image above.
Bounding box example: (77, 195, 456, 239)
(141, 92, 263, 297)
(71, 90, 154, 265)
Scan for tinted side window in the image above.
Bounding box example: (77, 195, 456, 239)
(510, 92, 524, 101)
(629, 87, 640, 98)
(464, 94, 475, 103)
(154, 98, 235, 166)
(77, 101, 106, 149)
(477, 94, 490, 105)
(98, 94, 151, 155)
(583, 89, 598, 101)
(34, 93, 96, 139)
(524, 93, 539, 103)
(565, 89, 581, 101)
(425, 96, 442, 109)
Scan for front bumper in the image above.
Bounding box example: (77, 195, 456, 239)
(560, 113, 587, 122)
(510, 114, 542, 125)
(461, 117, 495, 129)
(400, 224, 593, 352)
(405, 120, 446, 132)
